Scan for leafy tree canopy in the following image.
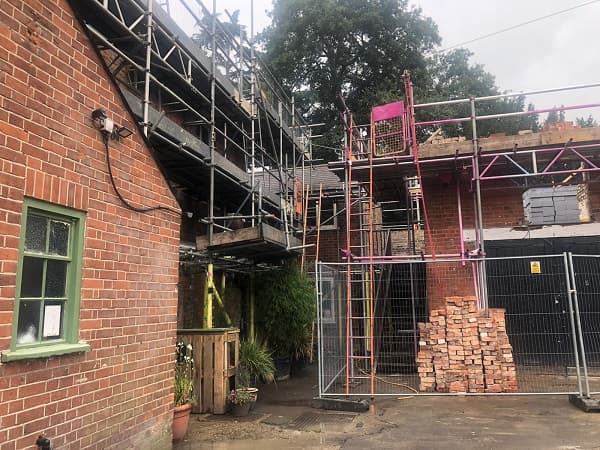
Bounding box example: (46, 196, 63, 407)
(260, 0, 538, 160)
(545, 107, 566, 126)
(576, 114, 598, 128)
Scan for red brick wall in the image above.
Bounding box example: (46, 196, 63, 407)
(587, 182, 600, 221)
(0, 1, 181, 449)
(304, 196, 346, 267)
(306, 229, 341, 264)
(423, 175, 600, 310)
(424, 175, 528, 255)
(424, 176, 525, 309)
(424, 176, 476, 309)
(178, 271, 205, 330)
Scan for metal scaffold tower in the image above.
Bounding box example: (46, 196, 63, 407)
(69, 0, 314, 276)
(330, 71, 600, 397)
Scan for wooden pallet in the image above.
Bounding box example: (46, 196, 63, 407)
(177, 328, 239, 414)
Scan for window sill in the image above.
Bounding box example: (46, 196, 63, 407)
(1, 342, 90, 362)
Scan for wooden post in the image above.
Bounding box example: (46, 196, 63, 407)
(220, 272, 226, 301)
(300, 183, 310, 272)
(213, 333, 225, 414)
(211, 271, 232, 327)
(202, 271, 209, 328)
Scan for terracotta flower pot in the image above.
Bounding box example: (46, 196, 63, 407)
(172, 403, 192, 442)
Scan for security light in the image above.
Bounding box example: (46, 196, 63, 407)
(116, 126, 133, 139)
(91, 108, 133, 140)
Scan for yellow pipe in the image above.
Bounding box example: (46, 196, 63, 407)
(204, 263, 214, 328)
(212, 279, 232, 327)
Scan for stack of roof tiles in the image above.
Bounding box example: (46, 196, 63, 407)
(416, 296, 518, 393)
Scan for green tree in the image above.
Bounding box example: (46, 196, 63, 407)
(544, 107, 566, 126)
(261, 0, 440, 160)
(255, 262, 315, 357)
(417, 48, 538, 140)
(192, 10, 249, 83)
(576, 114, 598, 128)
(262, 0, 537, 160)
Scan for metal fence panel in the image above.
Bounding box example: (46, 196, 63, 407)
(486, 255, 580, 394)
(316, 255, 588, 397)
(570, 254, 600, 395)
(317, 263, 347, 395)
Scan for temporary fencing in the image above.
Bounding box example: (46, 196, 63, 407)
(316, 254, 600, 397)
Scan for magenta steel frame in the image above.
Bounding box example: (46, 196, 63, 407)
(333, 76, 600, 399)
(477, 143, 600, 181)
(386, 79, 600, 307)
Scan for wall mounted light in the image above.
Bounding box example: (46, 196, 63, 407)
(91, 108, 133, 141)
(116, 126, 133, 139)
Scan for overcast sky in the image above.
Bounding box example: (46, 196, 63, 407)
(169, 0, 600, 121)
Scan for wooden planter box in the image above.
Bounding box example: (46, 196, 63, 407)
(177, 328, 239, 414)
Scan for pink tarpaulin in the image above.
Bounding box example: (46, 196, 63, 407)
(371, 101, 404, 122)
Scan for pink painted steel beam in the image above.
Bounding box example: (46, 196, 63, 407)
(414, 81, 600, 109)
(415, 103, 600, 128)
(479, 167, 600, 181)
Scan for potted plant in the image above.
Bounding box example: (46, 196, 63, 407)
(228, 388, 253, 417)
(173, 341, 194, 442)
(290, 328, 311, 376)
(238, 339, 275, 409)
(256, 262, 316, 380)
(239, 339, 275, 385)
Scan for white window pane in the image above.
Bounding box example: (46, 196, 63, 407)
(25, 215, 47, 252)
(42, 302, 63, 340)
(49, 220, 70, 256)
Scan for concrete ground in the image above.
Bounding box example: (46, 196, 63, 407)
(174, 365, 600, 449)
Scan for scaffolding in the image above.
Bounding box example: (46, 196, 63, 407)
(69, 0, 315, 275)
(330, 73, 600, 397)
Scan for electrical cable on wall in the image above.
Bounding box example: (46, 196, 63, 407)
(92, 109, 179, 215)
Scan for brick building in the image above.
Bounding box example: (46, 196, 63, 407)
(318, 88, 600, 397)
(0, 1, 181, 448)
(1, 0, 312, 445)
(329, 122, 600, 310)
(422, 170, 600, 309)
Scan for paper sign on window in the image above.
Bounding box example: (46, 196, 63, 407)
(530, 261, 541, 274)
(43, 304, 62, 338)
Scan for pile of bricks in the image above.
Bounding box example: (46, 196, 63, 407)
(417, 296, 518, 393)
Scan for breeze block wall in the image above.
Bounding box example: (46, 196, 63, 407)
(0, 1, 181, 449)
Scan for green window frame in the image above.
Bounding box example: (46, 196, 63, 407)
(1, 198, 89, 362)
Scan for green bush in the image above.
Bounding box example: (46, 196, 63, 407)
(256, 262, 316, 357)
(239, 339, 275, 386)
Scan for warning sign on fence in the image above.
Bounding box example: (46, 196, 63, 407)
(530, 261, 541, 274)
